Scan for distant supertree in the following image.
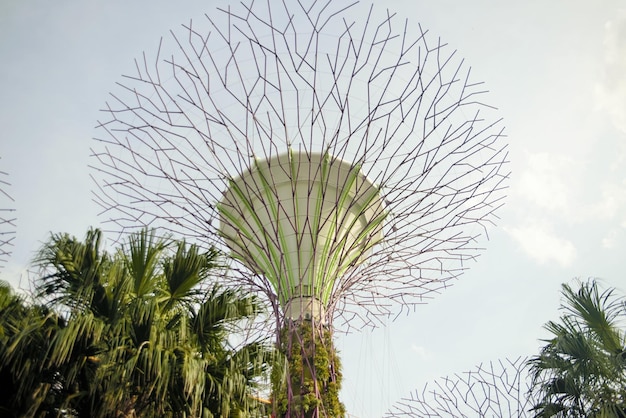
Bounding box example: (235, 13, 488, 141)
(0, 157, 16, 272)
(385, 358, 536, 417)
(91, 1, 508, 416)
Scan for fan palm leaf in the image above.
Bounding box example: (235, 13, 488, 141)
(529, 279, 626, 417)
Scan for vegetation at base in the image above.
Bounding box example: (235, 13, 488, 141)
(271, 319, 345, 417)
(5, 228, 624, 418)
(0, 228, 272, 418)
(0, 281, 65, 417)
(529, 279, 626, 417)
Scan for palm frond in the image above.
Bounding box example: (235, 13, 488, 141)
(3, 228, 272, 417)
(123, 228, 167, 298)
(529, 279, 626, 417)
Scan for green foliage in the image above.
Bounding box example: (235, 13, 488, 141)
(529, 279, 626, 417)
(271, 319, 345, 417)
(0, 228, 272, 418)
(0, 281, 68, 417)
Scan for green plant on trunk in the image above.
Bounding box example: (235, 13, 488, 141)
(271, 319, 344, 417)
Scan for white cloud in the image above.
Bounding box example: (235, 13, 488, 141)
(595, 12, 626, 134)
(515, 152, 626, 225)
(591, 181, 626, 220)
(602, 229, 618, 249)
(517, 152, 574, 213)
(504, 223, 576, 267)
(410, 344, 432, 360)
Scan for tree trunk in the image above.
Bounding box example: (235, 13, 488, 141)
(272, 319, 345, 417)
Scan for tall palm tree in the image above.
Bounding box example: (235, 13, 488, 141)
(528, 279, 626, 417)
(21, 228, 272, 417)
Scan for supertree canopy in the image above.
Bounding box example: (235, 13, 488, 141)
(0, 157, 16, 272)
(91, 1, 509, 415)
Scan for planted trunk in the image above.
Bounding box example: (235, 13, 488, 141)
(272, 319, 344, 418)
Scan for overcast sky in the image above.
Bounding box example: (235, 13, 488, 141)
(1, 1, 625, 417)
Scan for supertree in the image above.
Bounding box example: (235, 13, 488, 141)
(91, 1, 509, 416)
(384, 357, 537, 417)
(0, 157, 16, 272)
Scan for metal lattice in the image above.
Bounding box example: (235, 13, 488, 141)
(91, 0, 508, 331)
(385, 358, 536, 417)
(0, 157, 16, 272)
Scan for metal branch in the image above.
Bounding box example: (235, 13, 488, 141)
(385, 358, 537, 417)
(91, 0, 508, 330)
(0, 157, 16, 271)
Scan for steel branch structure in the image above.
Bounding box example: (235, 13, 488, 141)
(92, 0, 508, 329)
(91, 1, 508, 415)
(0, 157, 16, 272)
(385, 358, 536, 417)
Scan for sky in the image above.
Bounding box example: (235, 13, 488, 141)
(1, 1, 625, 417)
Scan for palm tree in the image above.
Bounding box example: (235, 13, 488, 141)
(528, 279, 626, 417)
(0, 281, 67, 417)
(18, 228, 272, 417)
